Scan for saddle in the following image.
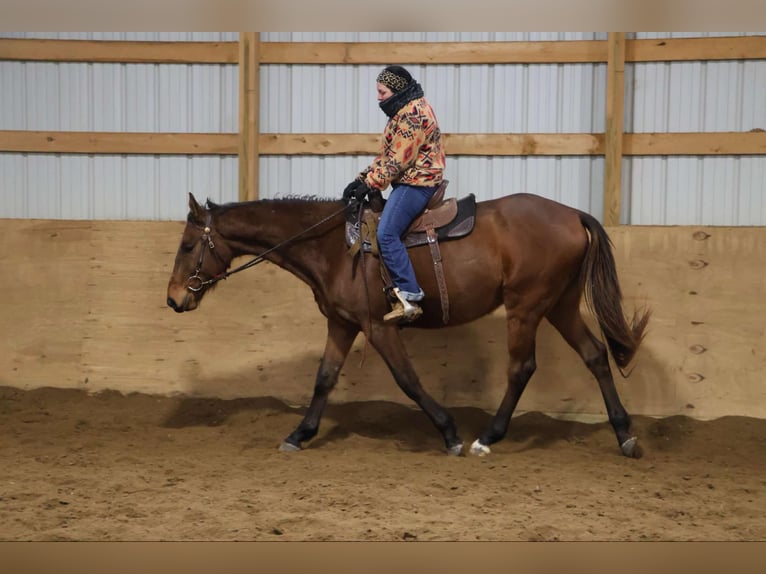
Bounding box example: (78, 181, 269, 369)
(345, 180, 477, 324)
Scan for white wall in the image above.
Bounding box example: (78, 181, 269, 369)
(0, 32, 764, 223)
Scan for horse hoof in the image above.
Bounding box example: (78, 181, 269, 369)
(278, 441, 301, 452)
(469, 439, 491, 457)
(620, 437, 642, 458)
(447, 443, 464, 457)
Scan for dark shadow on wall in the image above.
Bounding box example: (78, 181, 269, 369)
(171, 314, 504, 408)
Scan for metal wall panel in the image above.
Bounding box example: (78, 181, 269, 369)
(0, 154, 238, 220)
(1, 32, 764, 223)
(258, 32, 608, 215)
(625, 32, 766, 225)
(0, 32, 239, 220)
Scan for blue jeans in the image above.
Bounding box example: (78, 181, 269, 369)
(377, 183, 437, 298)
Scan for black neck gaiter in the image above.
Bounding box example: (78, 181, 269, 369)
(379, 82, 425, 119)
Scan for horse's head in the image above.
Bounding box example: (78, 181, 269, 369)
(166, 193, 233, 313)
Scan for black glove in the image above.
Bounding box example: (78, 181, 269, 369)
(353, 181, 371, 202)
(342, 179, 363, 203)
(342, 179, 371, 204)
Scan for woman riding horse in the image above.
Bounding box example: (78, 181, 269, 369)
(342, 65, 446, 324)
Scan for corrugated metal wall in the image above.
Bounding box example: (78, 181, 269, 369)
(259, 32, 608, 218)
(0, 32, 239, 219)
(1, 32, 764, 223)
(625, 32, 766, 225)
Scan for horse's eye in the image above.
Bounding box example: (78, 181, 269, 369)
(181, 242, 195, 253)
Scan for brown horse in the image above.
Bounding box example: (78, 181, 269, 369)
(166, 192, 650, 458)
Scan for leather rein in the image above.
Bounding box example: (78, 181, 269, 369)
(186, 203, 353, 293)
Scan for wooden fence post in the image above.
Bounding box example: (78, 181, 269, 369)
(604, 32, 626, 226)
(238, 32, 260, 202)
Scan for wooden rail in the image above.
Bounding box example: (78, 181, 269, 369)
(2, 36, 764, 64)
(3, 131, 764, 157)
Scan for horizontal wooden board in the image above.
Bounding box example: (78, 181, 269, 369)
(1, 37, 763, 65)
(1, 220, 764, 421)
(445, 133, 605, 156)
(266, 37, 761, 65)
(626, 132, 766, 156)
(258, 133, 381, 156)
(0, 38, 238, 63)
(260, 133, 606, 156)
(259, 41, 608, 64)
(0, 131, 238, 155)
(628, 36, 766, 62)
(3, 131, 765, 156)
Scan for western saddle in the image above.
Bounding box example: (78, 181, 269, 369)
(345, 180, 476, 324)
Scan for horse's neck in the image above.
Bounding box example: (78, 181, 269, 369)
(220, 200, 341, 283)
(221, 201, 305, 243)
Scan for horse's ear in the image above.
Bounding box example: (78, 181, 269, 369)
(188, 193, 206, 224)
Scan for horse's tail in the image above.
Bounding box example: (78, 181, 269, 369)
(577, 211, 651, 373)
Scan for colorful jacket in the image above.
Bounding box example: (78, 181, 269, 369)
(359, 97, 445, 191)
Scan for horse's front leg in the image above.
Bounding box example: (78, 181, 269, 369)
(368, 323, 463, 456)
(469, 297, 540, 457)
(279, 318, 359, 451)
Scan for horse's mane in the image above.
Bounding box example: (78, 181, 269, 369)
(205, 195, 339, 213)
(270, 195, 339, 203)
(201, 196, 344, 230)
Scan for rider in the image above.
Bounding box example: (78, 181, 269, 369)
(342, 65, 446, 324)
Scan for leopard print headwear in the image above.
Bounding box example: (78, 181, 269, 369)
(376, 69, 410, 93)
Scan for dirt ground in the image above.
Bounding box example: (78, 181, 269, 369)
(1, 385, 764, 541)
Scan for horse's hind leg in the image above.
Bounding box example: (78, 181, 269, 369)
(546, 283, 641, 458)
(280, 318, 359, 451)
(469, 299, 539, 457)
(368, 323, 463, 456)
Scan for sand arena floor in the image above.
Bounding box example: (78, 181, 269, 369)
(1, 385, 764, 541)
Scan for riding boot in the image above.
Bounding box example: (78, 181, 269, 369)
(383, 287, 423, 324)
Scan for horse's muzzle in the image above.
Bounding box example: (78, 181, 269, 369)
(169, 290, 202, 313)
(167, 296, 186, 313)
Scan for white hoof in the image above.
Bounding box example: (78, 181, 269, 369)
(469, 439, 491, 457)
(447, 443, 464, 456)
(620, 436, 641, 458)
(278, 441, 301, 452)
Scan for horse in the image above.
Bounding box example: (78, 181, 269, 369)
(166, 191, 650, 458)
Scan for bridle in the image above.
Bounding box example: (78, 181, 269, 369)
(186, 216, 224, 293)
(185, 203, 353, 293)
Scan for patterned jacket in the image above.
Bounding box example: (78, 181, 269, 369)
(359, 97, 445, 191)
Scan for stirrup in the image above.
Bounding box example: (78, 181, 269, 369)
(383, 301, 423, 324)
(383, 288, 424, 324)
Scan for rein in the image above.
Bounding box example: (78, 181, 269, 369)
(187, 202, 353, 293)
